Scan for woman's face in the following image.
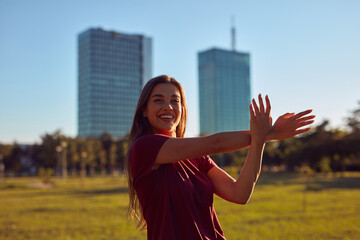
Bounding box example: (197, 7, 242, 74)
(143, 83, 182, 137)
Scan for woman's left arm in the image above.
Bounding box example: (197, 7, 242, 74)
(207, 142, 265, 204)
(208, 94, 271, 204)
(207, 95, 315, 204)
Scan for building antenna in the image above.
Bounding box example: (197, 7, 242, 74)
(231, 16, 236, 51)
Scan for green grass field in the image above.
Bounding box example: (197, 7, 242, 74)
(1, 172, 359, 240)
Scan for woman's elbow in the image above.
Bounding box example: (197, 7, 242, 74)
(233, 190, 252, 205)
(240, 198, 250, 205)
(235, 196, 250, 205)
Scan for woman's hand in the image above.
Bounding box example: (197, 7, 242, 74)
(267, 110, 315, 141)
(249, 94, 272, 144)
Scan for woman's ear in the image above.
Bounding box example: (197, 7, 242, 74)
(143, 109, 148, 118)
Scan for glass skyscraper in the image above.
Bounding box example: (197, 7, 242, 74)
(198, 48, 251, 134)
(78, 28, 152, 138)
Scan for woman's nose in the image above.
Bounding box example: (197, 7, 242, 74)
(162, 101, 173, 110)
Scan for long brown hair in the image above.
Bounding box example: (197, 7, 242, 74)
(125, 75, 187, 228)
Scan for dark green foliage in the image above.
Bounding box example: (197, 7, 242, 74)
(1, 102, 360, 175)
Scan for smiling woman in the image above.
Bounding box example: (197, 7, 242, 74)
(143, 83, 182, 137)
(125, 75, 315, 240)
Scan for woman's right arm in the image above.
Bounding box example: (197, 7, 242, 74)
(156, 130, 252, 165)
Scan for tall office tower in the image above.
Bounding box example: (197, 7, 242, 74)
(198, 48, 251, 134)
(78, 28, 152, 138)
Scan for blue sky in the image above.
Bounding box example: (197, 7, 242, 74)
(1, 0, 359, 144)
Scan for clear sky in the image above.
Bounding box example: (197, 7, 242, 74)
(1, 0, 359, 144)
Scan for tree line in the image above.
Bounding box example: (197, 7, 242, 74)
(1, 102, 360, 176)
(0, 132, 128, 177)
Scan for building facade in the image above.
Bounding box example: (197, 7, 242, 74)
(198, 48, 251, 134)
(78, 28, 152, 138)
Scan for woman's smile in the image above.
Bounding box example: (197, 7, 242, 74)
(158, 114, 175, 121)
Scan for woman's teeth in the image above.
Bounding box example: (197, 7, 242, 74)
(159, 115, 173, 119)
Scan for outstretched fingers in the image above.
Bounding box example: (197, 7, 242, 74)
(296, 115, 316, 123)
(252, 98, 260, 116)
(293, 109, 313, 120)
(249, 104, 255, 119)
(258, 94, 265, 113)
(295, 127, 312, 135)
(270, 108, 316, 140)
(293, 110, 316, 131)
(265, 95, 271, 116)
(281, 112, 295, 118)
(296, 120, 315, 128)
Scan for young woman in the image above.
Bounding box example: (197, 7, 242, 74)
(125, 75, 315, 240)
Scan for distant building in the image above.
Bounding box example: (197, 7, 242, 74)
(198, 48, 251, 134)
(78, 28, 152, 138)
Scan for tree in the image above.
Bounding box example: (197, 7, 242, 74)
(346, 100, 360, 133)
(109, 143, 118, 176)
(0, 143, 13, 175)
(4, 143, 22, 175)
(100, 132, 113, 173)
(117, 134, 129, 172)
(99, 149, 107, 176)
(38, 130, 67, 169)
(68, 138, 80, 176)
(86, 137, 101, 177)
(77, 137, 88, 178)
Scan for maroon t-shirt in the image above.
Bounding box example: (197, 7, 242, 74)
(129, 134, 226, 240)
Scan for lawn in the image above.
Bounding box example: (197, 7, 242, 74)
(0, 172, 359, 240)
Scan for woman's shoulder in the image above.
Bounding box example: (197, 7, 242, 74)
(130, 134, 170, 155)
(133, 134, 170, 147)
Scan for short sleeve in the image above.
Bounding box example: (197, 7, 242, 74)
(197, 155, 217, 173)
(129, 134, 169, 186)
